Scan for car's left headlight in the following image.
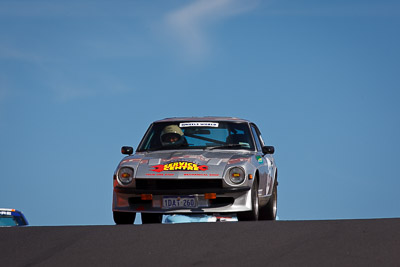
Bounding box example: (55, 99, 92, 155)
(117, 167, 134, 185)
(228, 167, 245, 184)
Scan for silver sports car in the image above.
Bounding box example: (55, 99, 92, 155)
(112, 117, 278, 224)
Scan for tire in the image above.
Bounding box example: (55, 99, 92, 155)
(141, 213, 163, 224)
(259, 181, 277, 220)
(237, 179, 259, 221)
(113, 211, 136, 225)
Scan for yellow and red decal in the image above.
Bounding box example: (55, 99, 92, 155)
(151, 161, 208, 172)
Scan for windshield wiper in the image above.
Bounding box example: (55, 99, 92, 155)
(207, 144, 245, 150)
(147, 144, 189, 151)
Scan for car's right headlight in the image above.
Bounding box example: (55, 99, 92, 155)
(117, 167, 134, 185)
(228, 167, 245, 184)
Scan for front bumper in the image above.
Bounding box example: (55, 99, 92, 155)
(114, 186, 250, 195)
(112, 186, 252, 214)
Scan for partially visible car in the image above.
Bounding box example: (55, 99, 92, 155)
(164, 214, 237, 224)
(0, 208, 29, 227)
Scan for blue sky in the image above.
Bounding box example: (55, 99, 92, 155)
(1, 0, 399, 226)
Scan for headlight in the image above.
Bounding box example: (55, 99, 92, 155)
(118, 167, 134, 185)
(228, 167, 245, 184)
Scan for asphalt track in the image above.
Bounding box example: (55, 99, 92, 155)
(1, 218, 399, 267)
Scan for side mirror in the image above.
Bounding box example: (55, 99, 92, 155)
(262, 146, 275, 155)
(121, 146, 134, 155)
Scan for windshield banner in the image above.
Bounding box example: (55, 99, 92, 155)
(179, 122, 219, 128)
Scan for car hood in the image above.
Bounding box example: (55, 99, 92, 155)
(128, 150, 253, 179)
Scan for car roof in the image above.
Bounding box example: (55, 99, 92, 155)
(0, 208, 24, 216)
(154, 117, 252, 124)
(0, 208, 24, 215)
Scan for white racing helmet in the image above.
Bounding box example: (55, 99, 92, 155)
(160, 125, 184, 147)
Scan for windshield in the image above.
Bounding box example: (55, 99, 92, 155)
(137, 121, 255, 151)
(0, 215, 26, 226)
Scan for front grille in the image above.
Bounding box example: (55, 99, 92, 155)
(209, 197, 234, 206)
(136, 179, 222, 190)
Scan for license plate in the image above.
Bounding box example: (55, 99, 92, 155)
(162, 196, 197, 209)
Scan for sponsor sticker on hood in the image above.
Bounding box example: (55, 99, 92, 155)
(151, 161, 209, 172)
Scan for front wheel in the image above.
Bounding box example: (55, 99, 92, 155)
(113, 211, 136, 225)
(141, 213, 163, 224)
(237, 179, 259, 221)
(259, 181, 277, 220)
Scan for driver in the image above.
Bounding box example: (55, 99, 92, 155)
(160, 125, 185, 147)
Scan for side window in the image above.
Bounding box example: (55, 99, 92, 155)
(251, 125, 262, 152)
(256, 127, 266, 147)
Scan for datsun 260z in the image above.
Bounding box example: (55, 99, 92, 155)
(112, 117, 278, 224)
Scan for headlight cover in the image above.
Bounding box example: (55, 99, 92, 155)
(118, 167, 134, 185)
(228, 167, 245, 184)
